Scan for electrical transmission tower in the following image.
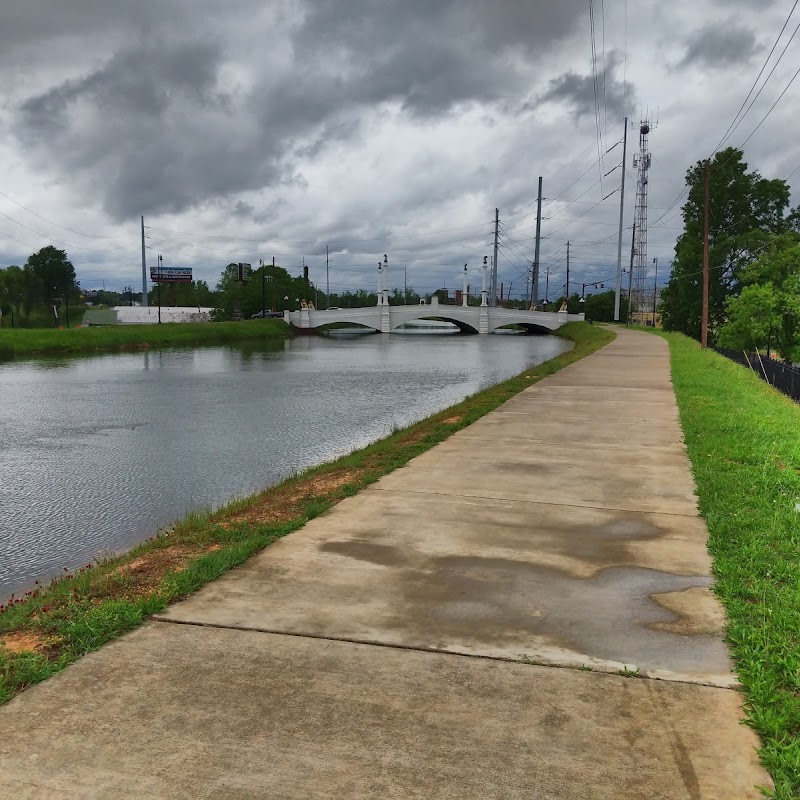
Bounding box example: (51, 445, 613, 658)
(632, 118, 655, 322)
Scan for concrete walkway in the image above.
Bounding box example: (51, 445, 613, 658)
(0, 328, 769, 799)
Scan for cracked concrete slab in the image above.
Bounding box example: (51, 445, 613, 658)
(0, 624, 768, 800)
(157, 490, 732, 685)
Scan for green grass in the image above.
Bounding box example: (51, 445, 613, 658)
(651, 331, 800, 799)
(0, 318, 290, 358)
(0, 321, 613, 704)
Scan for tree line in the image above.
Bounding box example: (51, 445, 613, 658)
(1, 245, 633, 328)
(0, 246, 78, 326)
(660, 147, 800, 362)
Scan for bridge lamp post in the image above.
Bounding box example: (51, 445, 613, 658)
(377, 261, 383, 306)
(383, 254, 388, 305)
(481, 256, 488, 307)
(462, 264, 468, 307)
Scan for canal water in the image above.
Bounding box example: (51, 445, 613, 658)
(0, 332, 571, 598)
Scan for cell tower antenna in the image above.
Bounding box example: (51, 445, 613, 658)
(632, 115, 656, 323)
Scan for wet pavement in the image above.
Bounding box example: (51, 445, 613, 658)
(0, 328, 770, 798)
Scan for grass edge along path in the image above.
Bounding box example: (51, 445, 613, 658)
(651, 330, 800, 800)
(0, 322, 613, 706)
(0, 318, 290, 358)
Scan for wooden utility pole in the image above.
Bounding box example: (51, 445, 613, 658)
(701, 160, 710, 349)
(565, 241, 570, 301)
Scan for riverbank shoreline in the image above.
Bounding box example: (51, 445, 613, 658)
(0, 322, 613, 705)
(0, 318, 291, 359)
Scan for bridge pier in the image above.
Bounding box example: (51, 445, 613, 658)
(479, 307, 489, 334)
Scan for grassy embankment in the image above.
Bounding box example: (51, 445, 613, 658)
(0, 319, 290, 358)
(653, 331, 800, 799)
(0, 322, 613, 704)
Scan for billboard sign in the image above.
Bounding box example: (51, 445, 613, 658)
(150, 266, 193, 283)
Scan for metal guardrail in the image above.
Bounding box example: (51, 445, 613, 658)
(715, 347, 800, 403)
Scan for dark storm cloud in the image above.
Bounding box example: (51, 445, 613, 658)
(677, 23, 760, 69)
(0, 0, 258, 51)
(16, 37, 269, 221)
(539, 51, 629, 120)
(12, 0, 586, 221)
(288, 0, 586, 115)
(21, 40, 224, 132)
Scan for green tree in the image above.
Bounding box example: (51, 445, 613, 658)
(25, 246, 78, 314)
(148, 279, 216, 307)
(718, 236, 800, 361)
(213, 262, 307, 320)
(21, 265, 38, 317)
(660, 148, 790, 340)
(0, 266, 23, 318)
(583, 290, 630, 322)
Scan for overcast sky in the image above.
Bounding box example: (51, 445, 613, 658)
(0, 0, 797, 299)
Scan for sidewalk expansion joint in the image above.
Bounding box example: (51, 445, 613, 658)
(152, 616, 739, 691)
(366, 487, 701, 519)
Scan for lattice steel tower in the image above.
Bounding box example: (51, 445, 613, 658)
(632, 119, 654, 320)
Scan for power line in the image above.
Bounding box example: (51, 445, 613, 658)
(738, 64, 800, 150)
(711, 0, 800, 155)
(0, 208, 138, 252)
(0, 189, 130, 239)
(588, 0, 605, 197)
(724, 20, 800, 149)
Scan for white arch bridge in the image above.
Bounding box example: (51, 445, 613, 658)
(284, 297, 584, 335)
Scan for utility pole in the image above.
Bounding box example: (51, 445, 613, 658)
(614, 117, 628, 321)
(565, 241, 570, 302)
(157, 254, 162, 324)
(260, 258, 265, 318)
(491, 208, 499, 306)
(545, 266, 550, 304)
(404, 266, 408, 304)
(526, 267, 531, 307)
(326, 245, 329, 309)
(626, 221, 636, 326)
(140, 215, 148, 307)
(652, 257, 658, 327)
(701, 160, 710, 349)
(532, 177, 543, 309)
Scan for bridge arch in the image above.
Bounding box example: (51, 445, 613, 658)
(390, 314, 479, 335)
(492, 322, 553, 335)
(285, 305, 582, 334)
